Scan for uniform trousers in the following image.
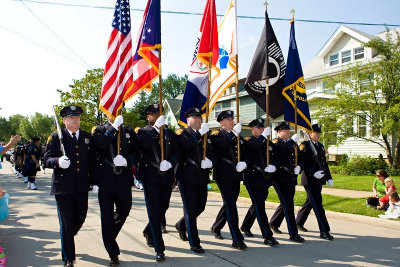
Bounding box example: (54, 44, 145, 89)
(270, 180, 298, 237)
(55, 192, 88, 261)
(244, 181, 273, 238)
(143, 179, 173, 253)
(176, 181, 208, 247)
(211, 179, 243, 243)
(296, 183, 330, 233)
(98, 187, 132, 258)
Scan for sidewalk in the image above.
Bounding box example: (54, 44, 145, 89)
(0, 161, 399, 266)
(295, 185, 371, 198)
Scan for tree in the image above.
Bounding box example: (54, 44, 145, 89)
(56, 68, 106, 132)
(313, 29, 400, 168)
(17, 113, 53, 143)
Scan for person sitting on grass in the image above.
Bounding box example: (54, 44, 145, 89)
(366, 169, 389, 207)
(377, 177, 396, 210)
(378, 191, 400, 219)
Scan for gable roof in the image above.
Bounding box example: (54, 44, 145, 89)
(317, 25, 374, 58)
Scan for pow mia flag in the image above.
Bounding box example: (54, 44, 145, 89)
(245, 11, 286, 119)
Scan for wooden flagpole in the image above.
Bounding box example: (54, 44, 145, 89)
(265, 1, 270, 166)
(234, 0, 241, 162)
(159, 48, 164, 161)
(203, 54, 212, 160)
(291, 9, 298, 167)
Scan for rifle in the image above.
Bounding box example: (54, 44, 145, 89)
(52, 106, 66, 156)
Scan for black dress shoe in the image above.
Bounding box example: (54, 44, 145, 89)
(191, 245, 205, 254)
(320, 232, 334, 240)
(175, 225, 189, 241)
(161, 226, 168, 233)
(289, 234, 305, 243)
(264, 236, 279, 247)
(143, 232, 154, 247)
(156, 252, 165, 262)
(210, 228, 223, 239)
(64, 260, 74, 267)
(269, 224, 282, 234)
(240, 226, 254, 237)
(232, 241, 247, 250)
(297, 224, 308, 232)
(110, 256, 120, 266)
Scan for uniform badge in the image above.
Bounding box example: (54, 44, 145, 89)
(207, 139, 211, 144)
(34, 148, 37, 152)
(71, 106, 76, 110)
(211, 130, 219, 136)
(126, 133, 131, 138)
(272, 138, 278, 144)
(244, 136, 251, 141)
(153, 104, 158, 108)
(91, 126, 97, 134)
(85, 138, 90, 144)
(134, 127, 140, 133)
(240, 140, 243, 144)
(175, 128, 183, 135)
(299, 144, 305, 151)
(47, 135, 52, 144)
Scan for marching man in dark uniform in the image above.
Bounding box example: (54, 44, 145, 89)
(210, 110, 248, 250)
(296, 124, 334, 240)
(136, 104, 179, 262)
(44, 105, 95, 267)
(240, 118, 279, 246)
(175, 108, 214, 254)
(268, 122, 305, 243)
(92, 113, 138, 266)
(25, 137, 42, 190)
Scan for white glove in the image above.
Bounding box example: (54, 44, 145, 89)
(160, 160, 172, 172)
(232, 123, 242, 136)
(58, 156, 70, 169)
(113, 155, 127, 167)
(294, 165, 301, 175)
(328, 179, 333, 187)
(201, 157, 213, 169)
(264, 165, 276, 173)
(154, 115, 165, 129)
(291, 133, 300, 143)
(236, 161, 247, 172)
(92, 185, 99, 193)
(313, 170, 325, 179)
(261, 127, 271, 139)
(112, 115, 124, 129)
(199, 123, 210, 136)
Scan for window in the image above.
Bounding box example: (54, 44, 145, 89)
(214, 103, 222, 118)
(371, 114, 380, 137)
(354, 47, 364, 60)
(231, 100, 236, 113)
(357, 114, 367, 137)
(329, 53, 339, 66)
(341, 50, 351, 63)
(344, 116, 354, 135)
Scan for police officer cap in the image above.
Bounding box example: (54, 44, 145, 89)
(144, 104, 164, 115)
(31, 137, 40, 142)
(60, 105, 83, 118)
(249, 118, 265, 128)
(217, 110, 234, 122)
(312, 123, 322, 133)
(274, 121, 290, 131)
(185, 108, 202, 118)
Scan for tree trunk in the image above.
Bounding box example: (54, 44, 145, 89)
(382, 133, 393, 167)
(393, 137, 400, 169)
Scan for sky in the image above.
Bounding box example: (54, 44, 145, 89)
(0, 0, 399, 118)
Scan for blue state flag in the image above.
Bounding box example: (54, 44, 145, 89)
(282, 20, 312, 132)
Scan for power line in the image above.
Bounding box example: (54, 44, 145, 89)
(16, 0, 400, 27)
(19, 0, 92, 68)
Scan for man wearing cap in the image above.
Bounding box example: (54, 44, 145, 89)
(296, 124, 334, 240)
(210, 110, 248, 250)
(136, 103, 179, 262)
(240, 118, 279, 246)
(25, 137, 42, 190)
(268, 121, 305, 243)
(92, 112, 138, 266)
(174, 108, 214, 254)
(44, 105, 95, 267)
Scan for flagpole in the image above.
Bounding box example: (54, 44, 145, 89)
(117, 108, 122, 155)
(234, 0, 240, 162)
(264, 1, 270, 166)
(291, 9, 298, 167)
(203, 54, 212, 160)
(158, 48, 164, 161)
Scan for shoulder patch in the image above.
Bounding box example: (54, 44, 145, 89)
(272, 138, 278, 144)
(299, 144, 305, 151)
(175, 128, 183, 135)
(211, 130, 219, 136)
(244, 136, 251, 141)
(134, 127, 140, 134)
(47, 135, 52, 144)
(91, 126, 97, 134)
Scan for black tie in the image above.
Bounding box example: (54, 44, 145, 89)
(72, 132, 78, 143)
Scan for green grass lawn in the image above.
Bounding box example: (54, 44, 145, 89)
(209, 180, 399, 220)
(318, 174, 400, 191)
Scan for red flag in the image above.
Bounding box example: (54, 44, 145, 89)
(197, 0, 219, 67)
(100, 0, 134, 119)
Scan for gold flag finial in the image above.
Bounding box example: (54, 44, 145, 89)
(291, 9, 295, 20)
(264, 1, 268, 11)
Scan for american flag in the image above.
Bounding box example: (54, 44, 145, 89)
(100, 0, 134, 119)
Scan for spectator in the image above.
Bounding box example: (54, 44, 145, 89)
(377, 177, 396, 210)
(366, 169, 388, 207)
(0, 135, 21, 156)
(378, 191, 400, 219)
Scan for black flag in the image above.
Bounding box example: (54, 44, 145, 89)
(245, 12, 286, 119)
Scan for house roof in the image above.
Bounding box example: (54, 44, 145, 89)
(164, 98, 182, 119)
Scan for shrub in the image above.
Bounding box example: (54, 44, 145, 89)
(333, 155, 388, 175)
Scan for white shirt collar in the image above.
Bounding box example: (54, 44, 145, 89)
(67, 129, 80, 140)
